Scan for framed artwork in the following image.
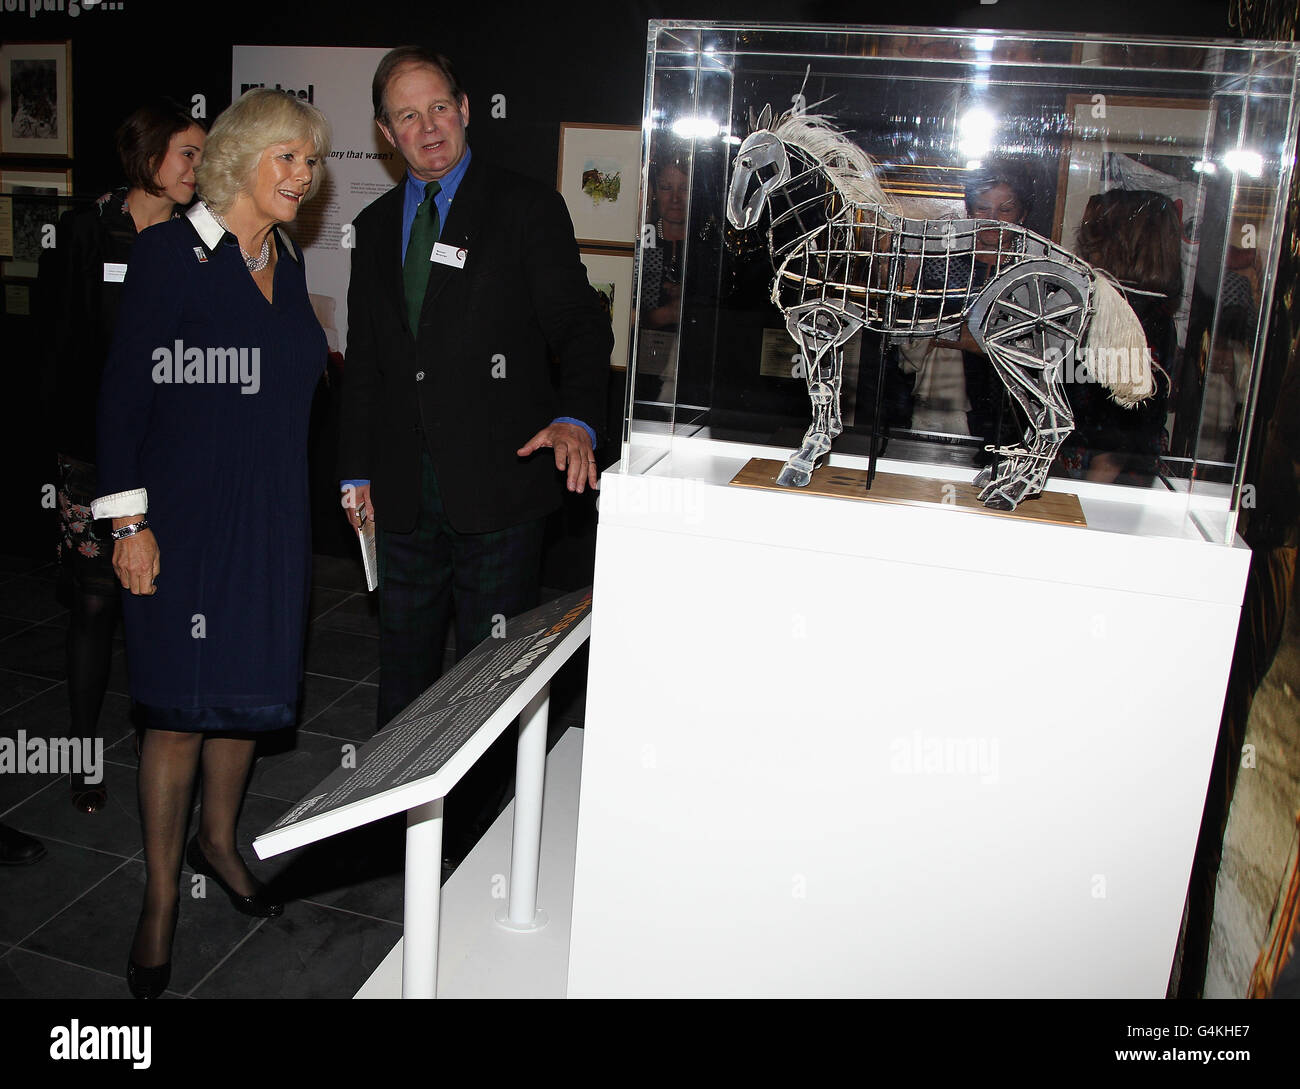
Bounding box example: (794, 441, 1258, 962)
(558, 123, 641, 248)
(580, 246, 634, 369)
(0, 194, 12, 259)
(0, 41, 73, 157)
(3, 280, 31, 316)
(0, 168, 72, 278)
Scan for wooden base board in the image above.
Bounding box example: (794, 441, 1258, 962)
(728, 458, 1087, 528)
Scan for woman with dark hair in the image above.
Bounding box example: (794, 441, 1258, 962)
(45, 99, 205, 814)
(1074, 189, 1183, 305)
(1061, 188, 1181, 484)
(94, 87, 330, 998)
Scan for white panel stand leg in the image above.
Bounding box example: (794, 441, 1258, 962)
(403, 797, 443, 998)
(497, 684, 550, 931)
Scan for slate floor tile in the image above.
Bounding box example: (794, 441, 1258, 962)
(0, 669, 61, 715)
(308, 585, 350, 620)
(0, 616, 32, 639)
(303, 628, 378, 682)
(0, 683, 135, 753)
(246, 729, 352, 803)
(5, 761, 160, 858)
(0, 947, 135, 999)
(191, 898, 399, 999)
(310, 554, 368, 593)
(312, 592, 380, 637)
(0, 577, 66, 623)
(0, 622, 67, 680)
(266, 814, 406, 924)
(0, 759, 62, 818)
(0, 838, 125, 946)
(301, 681, 378, 742)
(23, 858, 270, 996)
(297, 672, 355, 729)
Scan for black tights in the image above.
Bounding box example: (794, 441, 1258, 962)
(131, 731, 263, 968)
(66, 589, 120, 783)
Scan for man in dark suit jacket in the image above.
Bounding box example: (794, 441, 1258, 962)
(338, 48, 610, 813)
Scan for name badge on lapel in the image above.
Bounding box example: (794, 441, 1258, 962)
(430, 242, 467, 269)
(103, 262, 127, 283)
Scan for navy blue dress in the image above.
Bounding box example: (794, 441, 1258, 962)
(96, 209, 326, 731)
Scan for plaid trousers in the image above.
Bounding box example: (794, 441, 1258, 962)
(376, 448, 546, 729)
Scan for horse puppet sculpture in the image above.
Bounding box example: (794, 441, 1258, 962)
(726, 105, 1155, 510)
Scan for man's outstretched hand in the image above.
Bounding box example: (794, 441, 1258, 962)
(517, 421, 599, 493)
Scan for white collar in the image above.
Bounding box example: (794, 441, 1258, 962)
(186, 201, 299, 262)
(187, 201, 224, 249)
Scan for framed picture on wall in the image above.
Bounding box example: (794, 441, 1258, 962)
(1, 168, 72, 278)
(558, 123, 641, 248)
(3, 280, 32, 316)
(0, 41, 73, 157)
(579, 246, 634, 370)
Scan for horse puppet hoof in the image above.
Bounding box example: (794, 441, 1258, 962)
(977, 474, 1014, 507)
(972, 466, 994, 489)
(776, 461, 814, 487)
(979, 476, 1028, 511)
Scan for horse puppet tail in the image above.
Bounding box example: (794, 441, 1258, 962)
(1082, 272, 1157, 407)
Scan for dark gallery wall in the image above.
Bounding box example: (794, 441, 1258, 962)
(30, 0, 1240, 199)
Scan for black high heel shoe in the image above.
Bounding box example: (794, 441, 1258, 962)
(186, 836, 283, 918)
(126, 957, 170, 999)
(127, 903, 177, 999)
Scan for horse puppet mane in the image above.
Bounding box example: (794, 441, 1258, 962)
(769, 110, 901, 215)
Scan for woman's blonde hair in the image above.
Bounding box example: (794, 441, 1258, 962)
(196, 88, 331, 213)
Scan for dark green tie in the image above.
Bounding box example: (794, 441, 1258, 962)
(403, 180, 441, 337)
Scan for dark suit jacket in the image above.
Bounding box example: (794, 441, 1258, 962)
(339, 157, 611, 535)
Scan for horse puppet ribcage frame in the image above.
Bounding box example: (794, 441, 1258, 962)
(725, 106, 1154, 510)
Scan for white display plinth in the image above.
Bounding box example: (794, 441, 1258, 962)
(567, 438, 1250, 997)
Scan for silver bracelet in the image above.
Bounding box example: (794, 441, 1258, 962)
(110, 518, 150, 541)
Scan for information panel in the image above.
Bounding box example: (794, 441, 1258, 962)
(256, 588, 591, 856)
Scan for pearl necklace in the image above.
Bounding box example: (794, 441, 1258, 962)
(206, 204, 271, 272)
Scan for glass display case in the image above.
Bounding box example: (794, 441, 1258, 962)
(624, 21, 1300, 543)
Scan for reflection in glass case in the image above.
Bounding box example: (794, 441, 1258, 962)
(625, 22, 1300, 542)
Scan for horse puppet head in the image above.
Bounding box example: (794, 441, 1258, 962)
(727, 105, 790, 231)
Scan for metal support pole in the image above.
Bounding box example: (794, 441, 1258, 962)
(403, 797, 443, 997)
(868, 332, 889, 489)
(497, 684, 550, 931)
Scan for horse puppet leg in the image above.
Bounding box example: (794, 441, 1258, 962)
(967, 263, 1088, 510)
(972, 338, 1076, 510)
(777, 303, 861, 487)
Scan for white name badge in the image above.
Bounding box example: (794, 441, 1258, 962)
(430, 242, 467, 269)
(103, 262, 128, 283)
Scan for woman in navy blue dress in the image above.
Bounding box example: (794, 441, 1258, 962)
(93, 88, 331, 997)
